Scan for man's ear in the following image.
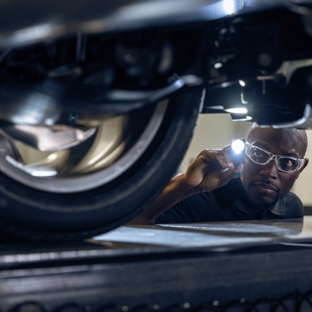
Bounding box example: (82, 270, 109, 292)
(299, 158, 309, 174)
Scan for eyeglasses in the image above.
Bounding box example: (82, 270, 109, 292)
(245, 142, 307, 173)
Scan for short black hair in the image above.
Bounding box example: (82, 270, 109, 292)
(247, 123, 308, 157)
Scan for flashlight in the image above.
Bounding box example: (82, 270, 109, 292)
(230, 139, 245, 177)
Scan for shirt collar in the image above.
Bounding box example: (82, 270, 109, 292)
(224, 178, 285, 215)
(268, 198, 285, 216)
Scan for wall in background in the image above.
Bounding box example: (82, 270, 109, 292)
(179, 114, 312, 206)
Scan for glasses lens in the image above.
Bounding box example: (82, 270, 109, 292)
(247, 146, 271, 164)
(277, 157, 299, 172)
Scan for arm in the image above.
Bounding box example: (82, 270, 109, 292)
(129, 146, 242, 225)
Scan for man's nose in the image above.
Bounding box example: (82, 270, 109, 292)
(259, 159, 278, 178)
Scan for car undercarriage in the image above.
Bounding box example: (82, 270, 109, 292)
(1, 0, 312, 311)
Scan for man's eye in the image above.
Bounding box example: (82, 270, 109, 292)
(251, 149, 264, 157)
(279, 158, 297, 171)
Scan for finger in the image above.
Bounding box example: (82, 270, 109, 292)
(214, 149, 236, 170)
(200, 149, 227, 165)
(215, 154, 234, 170)
(219, 145, 245, 170)
(222, 145, 238, 165)
(200, 163, 242, 191)
(219, 166, 241, 186)
(204, 148, 243, 176)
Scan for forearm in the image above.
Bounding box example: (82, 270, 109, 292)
(129, 173, 199, 225)
(129, 147, 240, 225)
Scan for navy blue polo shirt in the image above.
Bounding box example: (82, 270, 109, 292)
(155, 178, 303, 224)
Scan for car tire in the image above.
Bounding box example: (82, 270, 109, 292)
(0, 88, 204, 242)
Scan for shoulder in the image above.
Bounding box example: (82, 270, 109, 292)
(285, 191, 303, 205)
(285, 192, 302, 205)
(284, 191, 304, 218)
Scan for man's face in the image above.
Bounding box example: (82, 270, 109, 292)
(241, 127, 306, 206)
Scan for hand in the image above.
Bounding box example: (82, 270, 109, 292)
(184, 146, 242, 192)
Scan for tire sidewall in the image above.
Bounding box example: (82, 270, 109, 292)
(0, 88, 203, 239)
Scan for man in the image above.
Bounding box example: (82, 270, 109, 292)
(130, 123, 309, 225)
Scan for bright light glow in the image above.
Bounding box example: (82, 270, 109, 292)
(223, 0, 235, 14)
(47, 153, 58, 162)
(5, 155, 57, 177)
(30, 169, 58, 177)
(209, 105, 225, 110)
(45, 118, 54, 126)
(214, 63, 223, 69)
(11, 93, 56, 125)
(239, 80, 246, 87)
(231, 139, 245, 154)
(10, 24, 54, 45)
(225, 107, 248, 114)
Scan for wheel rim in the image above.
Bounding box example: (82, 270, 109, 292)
(0, 100, 168, 193)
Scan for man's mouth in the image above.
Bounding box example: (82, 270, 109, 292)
(253, 182, 277, 194)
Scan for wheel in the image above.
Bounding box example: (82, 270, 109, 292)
(0, 88, 203, 241)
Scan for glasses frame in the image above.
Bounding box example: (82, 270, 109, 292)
(245, 142, 307, 173)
